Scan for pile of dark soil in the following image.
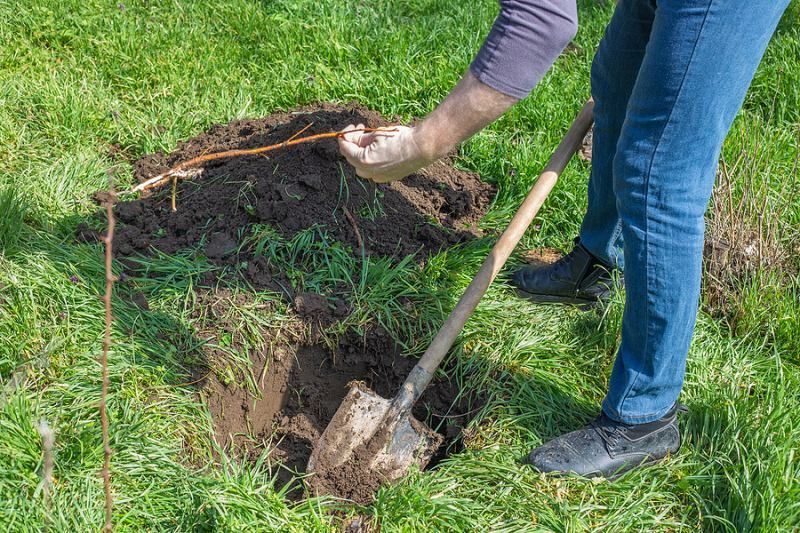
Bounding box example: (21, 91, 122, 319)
(89, 103, 493, 291)
(198, 328, 480, 503)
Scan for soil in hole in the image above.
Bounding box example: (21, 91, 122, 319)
(82, 103, 494, 291)
(198, 329, 481, 503)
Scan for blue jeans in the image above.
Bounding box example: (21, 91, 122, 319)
(579, 0, 789, 423)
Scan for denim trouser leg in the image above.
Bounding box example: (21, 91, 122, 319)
(585, 0, 789, 423)
(578, 0, 656, 269)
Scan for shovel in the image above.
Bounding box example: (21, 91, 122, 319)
(306, 99, 595, 497)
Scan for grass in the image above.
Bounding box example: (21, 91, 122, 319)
(0, 0, 798, 530)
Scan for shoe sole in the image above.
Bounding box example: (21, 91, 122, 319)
(514, 288, 605, 309)
(528, 453, 672, 481)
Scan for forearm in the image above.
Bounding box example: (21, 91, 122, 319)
(339, 0, 577, 182)
(414, 70, 518, 160)
(414, 0, 577, 160)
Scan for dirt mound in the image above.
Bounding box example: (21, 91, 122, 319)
(97, 103, 493, 289)
(198, 328, 480, 503)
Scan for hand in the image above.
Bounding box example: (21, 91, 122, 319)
(337, 124, 433, 183)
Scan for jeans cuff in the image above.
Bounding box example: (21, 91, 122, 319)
(578, 237, 620, 271)
(601, 398, 674, 425)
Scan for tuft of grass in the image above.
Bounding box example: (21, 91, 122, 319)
(704, 116, 800, 357)
(0, 187, 27, 252)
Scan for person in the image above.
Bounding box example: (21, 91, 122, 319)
(338, 0, 790, 478)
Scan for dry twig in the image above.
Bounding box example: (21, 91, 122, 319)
(342, 207, 364, 253)
(171, 176, 178, 212)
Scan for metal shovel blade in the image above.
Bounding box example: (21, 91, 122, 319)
(306, 383, 442, 496)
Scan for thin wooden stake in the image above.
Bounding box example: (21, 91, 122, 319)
(100, 177, 115, 532)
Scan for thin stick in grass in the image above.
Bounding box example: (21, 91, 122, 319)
(37, 420, 55, 527)
(100, 177, 115, 532)
(342, 206, 364, 253)
(129, 127, 396, 194)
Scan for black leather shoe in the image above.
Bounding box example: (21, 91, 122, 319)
(512, 240, 621, 306)
(525, 404, 686, 479)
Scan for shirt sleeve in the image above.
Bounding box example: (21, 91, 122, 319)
(470, 0, 578, 99)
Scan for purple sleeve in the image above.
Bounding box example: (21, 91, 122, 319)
(470, 0, 578, 99)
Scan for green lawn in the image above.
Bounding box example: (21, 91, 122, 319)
(1, 0, 799, 530)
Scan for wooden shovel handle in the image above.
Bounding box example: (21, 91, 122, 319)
(393, 99, 595, 413)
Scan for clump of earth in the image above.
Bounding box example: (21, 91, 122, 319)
(81, 104, 492, 504)
(83, 103, 494, 292)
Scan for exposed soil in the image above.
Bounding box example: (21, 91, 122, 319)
(86, 103, 494, 291)
(197, 327, 480, 503)
(83, 103, 493, 504)
(519, 247, 563, 266)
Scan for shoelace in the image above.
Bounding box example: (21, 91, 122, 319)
(590, 414, 630, 449)
(553, 244, 610, 287)
(591, 405, 687, 449)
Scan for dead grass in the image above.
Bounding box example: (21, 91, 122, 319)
(704, 131, 799, 323)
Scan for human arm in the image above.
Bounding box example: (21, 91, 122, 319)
(339, 71, 517, 182)
(339, 0, 578, 183)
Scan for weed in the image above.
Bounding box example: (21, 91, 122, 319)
(705, 120, 799, 356)
(0, 187, 27, 252)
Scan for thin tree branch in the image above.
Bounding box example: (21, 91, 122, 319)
(128, 127, 395, 194)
